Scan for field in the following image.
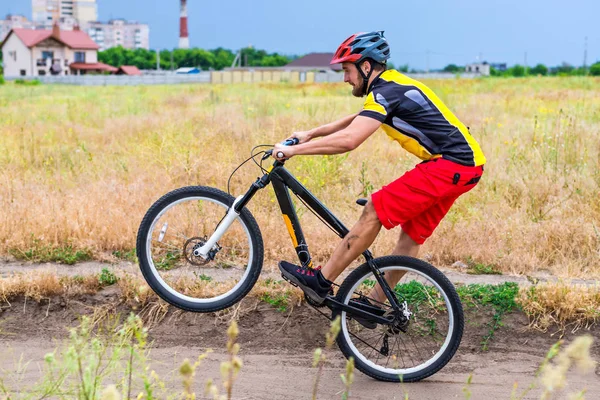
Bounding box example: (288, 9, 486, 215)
(1, 78, 600, 398)
(1, 77, 600, 277)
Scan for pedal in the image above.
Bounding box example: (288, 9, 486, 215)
(281, 274, 298, 287)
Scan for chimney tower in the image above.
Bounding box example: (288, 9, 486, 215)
(179, 0, 189, 49)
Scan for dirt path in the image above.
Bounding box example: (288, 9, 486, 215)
(1, 261, 599, 399)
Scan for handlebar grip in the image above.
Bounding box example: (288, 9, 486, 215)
(276, 151, 285, 158)
(282, 138, 300, 146)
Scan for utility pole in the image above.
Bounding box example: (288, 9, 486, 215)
(583, 36, 588, 73)
(171, 52, 174, 71)
(156, 49, 160, 70)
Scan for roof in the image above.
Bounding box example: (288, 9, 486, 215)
(3, 28, 99, 50)
(285, 53, 342, 71)
(69, 62, 118, 72)
(175, 67, 200, 74)
(118, 65, 142, 75)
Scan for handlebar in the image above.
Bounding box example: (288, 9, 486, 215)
(262, 138, 299, 160)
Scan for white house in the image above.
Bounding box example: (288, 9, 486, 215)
(1, 24, 116, 77)
(465, 62, 490, 76)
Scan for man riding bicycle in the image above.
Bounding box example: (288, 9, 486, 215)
(275, 31, 486, 320)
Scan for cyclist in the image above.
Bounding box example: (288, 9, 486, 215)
(275, 31, 485, 321)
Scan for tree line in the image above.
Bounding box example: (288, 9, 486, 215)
(443, 62, 600, 76)
(97, 46, 293, 71)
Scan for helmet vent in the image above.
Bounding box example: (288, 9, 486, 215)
(353, 47, 365, 54)
(369, 37, 379, 42)
(377, 44, 387, 50)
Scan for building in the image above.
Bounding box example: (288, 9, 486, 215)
(175, 67, 200, 74)
(1, 25, 116, 77)
(32, 0, 97, 26)
(284, 53, 342, 72)
(465, 62, 490, 76)
(0, 15, 35, 42)
(117, 65, 141, 75)
(489, 63, 507, 72)
(87, 19, 149, 50)
(29, 1, 148, 50)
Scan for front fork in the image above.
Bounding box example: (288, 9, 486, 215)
(195, 173, 270, 259)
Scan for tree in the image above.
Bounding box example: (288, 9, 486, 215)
(509, 64, 526, 77)
(443, 64, 462, 73)
(530, 63, 548, 76)
(590, 62, 600, 76)
(397, 64, 409, 73)
(552, 62, 575, 76)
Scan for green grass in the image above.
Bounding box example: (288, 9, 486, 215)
(457, 282, 520, 350)
(466, 257, 502, 275)
(99, 268, 118, 286)
(112, 248, 137, 263)
(260, 292, 291, 312)
(9, 237, 92, 265)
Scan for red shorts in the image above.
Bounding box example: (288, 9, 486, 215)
(371, 158, 484, 245)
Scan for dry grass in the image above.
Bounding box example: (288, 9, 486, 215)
(0, 270, 100, 304)
(0, 79, 599, 277)
(3, 269, 600, 334)
(518, 282, 600, 333)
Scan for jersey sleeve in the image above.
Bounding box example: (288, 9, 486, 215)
(359, 87, 394, 122)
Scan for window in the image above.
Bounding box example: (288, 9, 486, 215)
(8, 51, 16, 61)
(74, 52, 85, 63)
(65, 59, 69, 66)
(42, 51, 54, 60)
(20, 69, 26, 76)
(38, 70, 46, 76)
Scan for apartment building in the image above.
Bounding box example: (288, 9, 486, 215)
(87, 19, 149, 50)
(32, 0, 97, 25)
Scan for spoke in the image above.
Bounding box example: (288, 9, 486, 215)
(398, 334, 417, 367)
(408, 333, 427, 365)
(151, 240, 181, 251)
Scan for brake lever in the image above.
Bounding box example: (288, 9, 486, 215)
(261, 150, 273, 161)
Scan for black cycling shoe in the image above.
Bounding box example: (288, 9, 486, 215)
(278, 261, 332, 305)
(348, 296, 385, 329)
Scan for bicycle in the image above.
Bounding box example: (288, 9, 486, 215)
(136, 139, 464, 382)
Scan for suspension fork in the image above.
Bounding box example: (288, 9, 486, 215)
(195, 173, 270, 259)
(363, 250, 403, 312)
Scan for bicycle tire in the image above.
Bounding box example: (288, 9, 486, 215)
(334, 255, 464, 382)
(136, 186, 264, 312)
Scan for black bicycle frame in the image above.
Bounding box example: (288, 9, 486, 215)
(233, 160, 402, 315)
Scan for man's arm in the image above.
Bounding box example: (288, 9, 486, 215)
(275, 116, 381, 159)
(290, 113, 359, 143)
(308, 113, 359, 139)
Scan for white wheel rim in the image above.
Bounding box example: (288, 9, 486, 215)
(145, 196, 254, 304)
(341, 265, 455, 376)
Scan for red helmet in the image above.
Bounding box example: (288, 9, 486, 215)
(330, 31, 390, 65)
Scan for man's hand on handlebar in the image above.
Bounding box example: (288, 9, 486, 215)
(288, 130, 313, 144)
(272, 138, 299, 161)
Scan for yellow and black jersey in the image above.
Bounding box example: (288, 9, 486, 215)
(359, 70, 486, 167)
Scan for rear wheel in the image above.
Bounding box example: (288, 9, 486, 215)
(136, 186, 264, 312)
(334, 256, 463, 382)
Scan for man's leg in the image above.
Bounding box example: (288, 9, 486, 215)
(320, 200, 382, 282)
(369, 230, 420, 303)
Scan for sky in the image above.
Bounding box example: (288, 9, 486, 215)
(2, 0, 599, 70)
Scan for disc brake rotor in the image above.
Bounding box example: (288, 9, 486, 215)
(184, 237, 210, 266)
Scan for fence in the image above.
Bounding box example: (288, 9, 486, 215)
(5, 71, 480, 86)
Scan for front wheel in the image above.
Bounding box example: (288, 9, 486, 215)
(136, 186, 264, 312)
(334, 256, 464, 382)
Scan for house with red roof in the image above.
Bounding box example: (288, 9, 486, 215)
(1, 24, 117, 77)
